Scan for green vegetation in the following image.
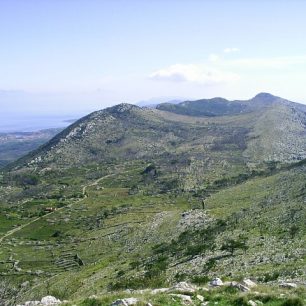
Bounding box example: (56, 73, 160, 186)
(157, 97, 248, 117)
(0, 95, 305, 304)
(65, 284, 306, 306)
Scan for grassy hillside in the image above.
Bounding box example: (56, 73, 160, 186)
(8, 95, 306, 175)
(156, 93, 306, 117)
(0, 95, 305, 304)
(156, 98, 248, 117)
(0, 160, 305, 304)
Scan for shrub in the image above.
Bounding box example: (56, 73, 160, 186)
(17, 174, 39, 186)
(191, 275, 210, 285)
(232, 296, 249, 306)
(145, 255, 169, 278)
(282, 298, 304, 306)
(129, 259, 142, 270)
(108, 274, 167, 290)
(80, 298, 103, 306)
(262, 271, 280, 282)
(116, 270, 125, 277)
(142, 164, 157, 175)
(220, 238, 248, 255)
(202, 258, 217, 272)
(51, 230, 62, 238)
(174, 272, 187, 282)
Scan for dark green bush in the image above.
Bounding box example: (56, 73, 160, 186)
(262, 271, 280, 282)
(116, 270, 125, 277)
(232, 296, 249, 306)
(282, 298, 304, 306)
(145, 255, 169, 278)
(174, 272, 187, 282)
(191, 275, 210, 285)
(80, 298, 103, 306)
(108, 274, 167, 290)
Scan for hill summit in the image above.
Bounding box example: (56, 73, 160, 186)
(1, 93, 305, 305)
(9, 93, 306, 172)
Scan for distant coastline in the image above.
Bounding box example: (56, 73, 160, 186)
(0, 114, 78, 133)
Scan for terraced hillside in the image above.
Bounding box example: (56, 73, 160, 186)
(0, 160, 305, 304)
(0, 93, 305, 305)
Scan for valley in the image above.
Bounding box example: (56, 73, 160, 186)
(0, 94, 305, 305)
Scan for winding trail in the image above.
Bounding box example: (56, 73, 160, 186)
(82, 173, 114, 196)
(0, 172, 118, 244)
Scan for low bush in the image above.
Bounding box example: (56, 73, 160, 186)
(80, 298, 103, 306)
(282, 298, 304, 306)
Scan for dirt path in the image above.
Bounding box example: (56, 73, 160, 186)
(0, 212, 54, 244)
(0, 172, 117, 244)
(82, 173, 114, 196)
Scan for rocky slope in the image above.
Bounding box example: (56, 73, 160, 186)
(0, 93, 305, 305)
(7, 94, 306, 183)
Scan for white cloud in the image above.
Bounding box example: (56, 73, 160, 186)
(224, 47, 240, 53)
(149, 64, 239, 85)
(209, 54, 220, 62)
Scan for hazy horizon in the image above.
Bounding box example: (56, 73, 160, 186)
(0, 113, 79, 133)
(1, 91, 304, 133)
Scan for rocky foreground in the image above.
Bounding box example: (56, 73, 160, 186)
(18, 279, 305, 306)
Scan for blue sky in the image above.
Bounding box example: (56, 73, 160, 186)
(1, 0, 306, 115)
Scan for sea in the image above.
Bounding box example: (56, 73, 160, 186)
(0, 114, 79, 133)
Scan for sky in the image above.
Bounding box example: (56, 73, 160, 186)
(1, 0, 306, 117)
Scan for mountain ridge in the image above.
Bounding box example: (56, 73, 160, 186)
(0, 93, 305, 305)
(156, 92, 306, 117)
(6, 93, 306, 173)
